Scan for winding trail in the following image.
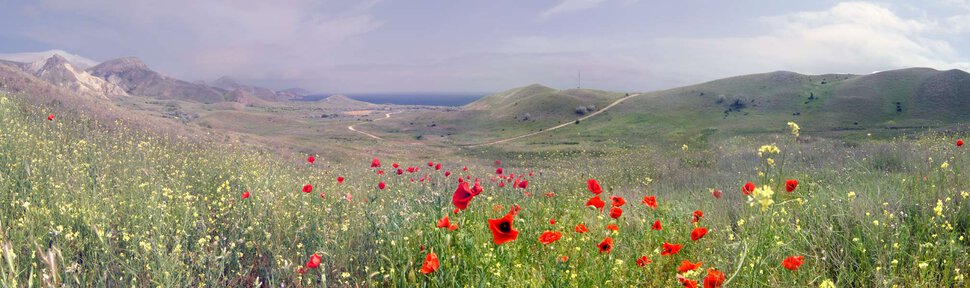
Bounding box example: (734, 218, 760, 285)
(464, 93, 642, 147)
(347, 112, 395, 140)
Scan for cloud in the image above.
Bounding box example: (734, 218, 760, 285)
(656, 1, 970, 81)
(22, 0, 383, 82)
(537, 0, 608, 22)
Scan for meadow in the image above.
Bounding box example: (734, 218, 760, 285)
(1, 91, 968, 287)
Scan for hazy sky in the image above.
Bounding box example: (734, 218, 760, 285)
(2, 0, 969, 93)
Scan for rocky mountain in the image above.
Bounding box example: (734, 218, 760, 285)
(213, 76, 302, 101)
(87, 57, 230, 103)
(0, 54, 127, 99)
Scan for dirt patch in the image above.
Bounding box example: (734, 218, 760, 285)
(344, 110, 374, 116)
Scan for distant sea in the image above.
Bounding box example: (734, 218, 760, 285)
(296, 93, 487, 106)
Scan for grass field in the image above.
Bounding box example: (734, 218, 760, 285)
(1, 91, 969, 287)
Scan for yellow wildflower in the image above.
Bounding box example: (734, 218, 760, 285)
(787, 121, 800, 137)
(934, 200, 943, 217)
(757, 145, 780, 157)
(752, 185, 775, 211)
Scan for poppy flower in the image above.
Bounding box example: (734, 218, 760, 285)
(320, 192, 326, 198)
(785, 179, 798, 193)
(636, 255, 652, 267)
(586, 195, 605, 210)
(678, 260, 703, 272)
(742, 182, 755, 195)
(690, 227, 708, 241)
(377, 170, 385, 175)
(703, 268, 725, 288)
(448, 224, 458, 231)
(574, 223, 589, 233)
(558, 255, 569, 263)
(428, 161, 434, 167)
(462, 166, 468, 171)
(306, 253, 322, 269)
(496, 167, 503, 175)
(610, 196, 626, 207)
(606, 223, 619, 231)
(420, 252, 439, 274)
(337, 176, 344, 184)
(597, 237, 613, 253)
(444, 171, 451, 177)
(609, 207, 623, 219)
(692, 210, 704, 223)
(782, 255, 805, 271)
(371, 157, 381, 168)
(679, 277, 698, 288)
(437, 216, 451, 228)
(958, 139, 964, 147)
(47, 114, 55, 121)
(498, 181, 506, 188)
(487, 210, 519, 245)
(241, 191, 250, 199)
(652, 220, 662, 230)
(712, 189, 722, 199)
(587, 179, 603, 195)
(549, 218, 556, 225)
(642, 195, 657, 209)
(661, 242, 682, 256)
(517, 179, 529, 189)
(544, 192, 555, 197)
(472, 179, 484, 194)
(392, 163, 400, 168)
(302, 184, 313, 193)
(307, 155, 315, 164)
(397, 169, 404, 175)
(539, 231, 563, 245)
(494, 160, 502, 165)
(378, 182, 386, 190)
(529, 171, 534, 176)
(435, 163, 442, 170)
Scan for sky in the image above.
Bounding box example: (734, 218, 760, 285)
(1, 0, 969, 93)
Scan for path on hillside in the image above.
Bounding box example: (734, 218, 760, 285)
(348, 112, 396, 140)
(464, 93, 642, 147)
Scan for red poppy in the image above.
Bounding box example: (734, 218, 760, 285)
(691, 227, 708, 241)
(494, 160, 502, 165)
(610, 196, 626, 207)
(517, 179, 528, 189)
(587, 179, 603, 195)
(785, 179, 798, 192)
(636, 255, 652, 267)
(320, 192, 326, 198)
(444, 171, 451, 177)
(397, 169, 404, 175)
(472, 179, 484, 194)
(661, 242, 682, 256)
(742, 181, 755, 195)
(241, 191, 250, 199)
(712, 189, 722, 199)
(377, 170, 385, 175)
(371, 157, 381, 168)
(378, 182, 386, 190)
(420, 252, 439, 274)
(693, 210, 704, 223)
(652, 220, 662, 230)
(498, 181, 505, 188)
(428, 161, 434, 167)
(558, 255, 569, 263)
(678, 260, 703, 273)
(306, 253, 322, 269)
(496, 167, 504, 175)
(642, 195, 657, 209)
(302, 184, 313, 193)
(435, 163, 442, 170)
(586, 195, 605, 210)
(782, 255, 805, 271)
(609, 207, 623, 219)
(448, 224, 458, 231)
(337, 176, 344, 184)
(703, 268, 726, 288)
(462, 166, 468, 171)
(47, 114, 55, 121)
(958, 139, 965, 147)
(574, 223, 589, 233)
(597, 237, 613, 253)
(437, 216, 451, 228)
(487, 210, 519, 245)
(544, 192, 555, 197)
(679, 277, 698, 288)
(549, 218, 556, 225)
(307, 155, 315, 164)
(392, 163, 400, 168)
(606, 223, 619, 231)
(539, 231, 563, 245)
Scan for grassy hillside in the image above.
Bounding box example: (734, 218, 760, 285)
(2, 90, 969, 286)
